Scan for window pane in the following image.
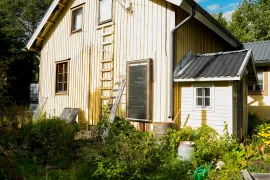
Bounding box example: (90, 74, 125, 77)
(64, 73, 68, 81)
(255, 85, 263, 91)
(58, 83, 63, 92)
(59, 64, 63, 73)
(197, 88, 202, 96)
(72, 8, 82, 31)
(197, 98, 202, 106)
(59, 74, 63, 82)
(64, 63, 68, 73)
(205, 88, 210, 96)
(99, 0, 112, 23)
(205, 98, 210, 106)
(64, 83, 67, 91)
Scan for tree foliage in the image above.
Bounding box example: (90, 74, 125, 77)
(0, 0, 53, 104)
(213, 0, 270, 43)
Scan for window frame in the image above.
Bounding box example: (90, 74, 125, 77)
(98, 0, 113, 25)
(248, 68, 268, 96)
(193, 85, 214, 110)
(70, 4, 84, 34)
(55, 60, 70, 95)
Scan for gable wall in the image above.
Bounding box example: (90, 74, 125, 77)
(39, 0, 237, 126)
(173, 6, 236, 126)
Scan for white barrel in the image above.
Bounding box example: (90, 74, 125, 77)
(178, 141, 195, 161)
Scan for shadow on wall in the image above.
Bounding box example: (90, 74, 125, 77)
(248, 94, 270, 121)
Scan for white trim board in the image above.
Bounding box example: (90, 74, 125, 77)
(165, 0, 242, 48)
(174, 77, 241, 82)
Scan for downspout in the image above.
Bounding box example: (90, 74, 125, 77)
(168, 6, 195, 118)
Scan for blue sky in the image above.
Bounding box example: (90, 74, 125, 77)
(195, 0, 240, 21)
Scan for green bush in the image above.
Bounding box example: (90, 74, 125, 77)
(248, 113, 264, 135)
(19, 118, 78, 166)
(75, 118, 193, 180)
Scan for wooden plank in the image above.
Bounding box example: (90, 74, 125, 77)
(101, 68, 113, 72)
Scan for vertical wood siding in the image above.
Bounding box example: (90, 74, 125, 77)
(39, 0, 236, 127)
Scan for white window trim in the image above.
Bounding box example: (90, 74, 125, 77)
(192, 85, 215, 111)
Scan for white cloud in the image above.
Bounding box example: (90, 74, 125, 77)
(222, 10, 234, 22)
(207, 4, 219, 11)
(227, 3, 238, 9)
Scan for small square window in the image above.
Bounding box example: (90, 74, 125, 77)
(56, 61, 69, 94)
(195, 87, 211, 108)
(71, 7, 83, 33)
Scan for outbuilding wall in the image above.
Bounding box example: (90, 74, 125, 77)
(177, 81, 233, 134)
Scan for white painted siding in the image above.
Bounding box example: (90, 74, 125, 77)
(178, 82, 232, 134)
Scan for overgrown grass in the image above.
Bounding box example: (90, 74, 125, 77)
(1, 113, 270, 179)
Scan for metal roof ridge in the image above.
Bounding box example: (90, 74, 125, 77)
(243, 40, 270, 45)
(197, 49, 248, 57)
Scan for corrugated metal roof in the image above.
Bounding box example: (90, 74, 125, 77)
(244, 40, 270, 62)
(174, 50, 249, 79)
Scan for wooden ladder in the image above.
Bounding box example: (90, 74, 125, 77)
(99, 24, 115, 115)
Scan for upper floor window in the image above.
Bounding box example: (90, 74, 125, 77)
(56, 61, 69, 94)
(71, 6, 83, 33)
(99, 0, 113, 24)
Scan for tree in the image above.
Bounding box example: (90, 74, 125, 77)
(228, 0, 270, 42)
(0, 0, 53, 105)
(212, 12, 228, 28)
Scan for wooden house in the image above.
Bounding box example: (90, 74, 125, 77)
(245, 41, 270, 120)
(27, 0, 257, 135)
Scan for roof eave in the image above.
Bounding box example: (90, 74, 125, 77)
(26, 0, 62, 51)
(174, 77, 241, 82)
(165, 0, 242, 48)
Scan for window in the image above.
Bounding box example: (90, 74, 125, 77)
(71, 6, 83, 33)
(195, 87, 211, 108)
(56, 61, 69, 94)
(248, 69, 264, 91)
(99, 0, 113, 24)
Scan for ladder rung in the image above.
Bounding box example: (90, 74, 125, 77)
(100, 96, 110, 100)
(101, 31, 114, 37)
(101, 41, 113, 46)
(101, 87, 112, 90)
(112, 89, 119, 91)
(101, 78, 112, 81)
(110, 96, 116, 99)
(101, 68, 113, 72)
(101, 59, 113, 63)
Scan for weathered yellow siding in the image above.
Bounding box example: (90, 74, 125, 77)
(177, 81, 232, 134)
(39, 0, 237, 128)
(248, 69, 270, 120)
(40, 0, 176, 125)
(173, 7, 235, 125)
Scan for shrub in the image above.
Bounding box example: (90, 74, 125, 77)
(256, 123, 270, 146)
(76, 118, 194, 180)
(248, 113, 264, 135)
(19, 118, 78, 166)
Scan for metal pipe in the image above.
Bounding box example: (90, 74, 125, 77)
(168, 6, 195, 118)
